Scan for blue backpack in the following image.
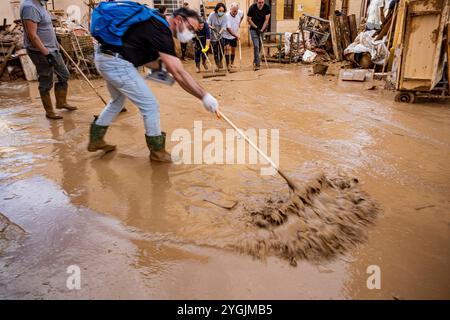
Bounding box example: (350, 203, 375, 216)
(90, 1, 169, 46)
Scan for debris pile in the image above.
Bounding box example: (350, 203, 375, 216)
(54, 16, 97, 76)
(267, 14, 334, 64)
(329, 12, 360, 62)
(0, 12, 97, 82)
(344, 30, 388, 68)
(0, 22, 34, 81)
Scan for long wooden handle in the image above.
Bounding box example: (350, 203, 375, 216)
(196, 36, 214, 72)
(238, 39, 242, 70)
(217, 110, 297, 190)
(259, 35, 269, 68)
(59, 44, 108, 105)
(217, 110, 277, 169)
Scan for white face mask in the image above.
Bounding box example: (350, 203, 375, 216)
(176, 25, 195, 43)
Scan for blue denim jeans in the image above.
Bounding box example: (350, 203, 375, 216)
(250, 29, 261, 67)
(94, 52, 161, 136)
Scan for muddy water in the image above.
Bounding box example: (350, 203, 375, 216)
(0, 52, 449, 299)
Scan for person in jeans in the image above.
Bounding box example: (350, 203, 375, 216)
(193, 18, 211, 73)
(207, 2, 227, 71)
(90, 7, 220, 163)
(20, 0, 77, 120)
(247, 0, 271, 71)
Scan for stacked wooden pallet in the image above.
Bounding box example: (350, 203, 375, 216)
(0, 22, 38, 81)
(329, 13, 359, 61)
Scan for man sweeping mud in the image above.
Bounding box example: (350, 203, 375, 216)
(88, 2, 219, 162)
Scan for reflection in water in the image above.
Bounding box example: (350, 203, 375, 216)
(49, 116, 89, 207)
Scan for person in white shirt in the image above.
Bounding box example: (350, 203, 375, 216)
(383, 0, 393, 17)
(366, 0, 385, 30)
(222, 2, 243, 70)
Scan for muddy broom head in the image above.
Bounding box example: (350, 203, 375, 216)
(237, 171, 379, 265)
(217, 111, 380, 265)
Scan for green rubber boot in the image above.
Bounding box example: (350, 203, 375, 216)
(87, 116, 116, 153)
(145, 132, 173, 163)
(55, 83, 77, 111)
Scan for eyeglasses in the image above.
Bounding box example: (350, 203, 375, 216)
(182, 17, 197, 33)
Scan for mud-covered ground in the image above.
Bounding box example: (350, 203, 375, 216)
(0, 54, 449, 299)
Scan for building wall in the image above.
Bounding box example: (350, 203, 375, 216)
(328, 0, 364, 23)
(4, 1, 156, 25)
(272, 0, 322, 33)
(2, 1, 365, 46)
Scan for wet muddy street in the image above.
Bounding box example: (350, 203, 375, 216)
(0, 57, 449, 299)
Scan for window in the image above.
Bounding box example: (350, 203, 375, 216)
(153, 0, 183, 14)
(284, 0, 294, 20)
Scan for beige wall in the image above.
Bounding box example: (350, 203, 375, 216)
(335, 0, 364, 23)
(2, 1, 364, 45)
(3, 1, 18, 22)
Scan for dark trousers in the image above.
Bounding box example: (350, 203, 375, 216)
(28, 50, 70, 95)
(181, 42, 187, 58)
(211, 39, 225, 67)
(194, 40, 207, 65)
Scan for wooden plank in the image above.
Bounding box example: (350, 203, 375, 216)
(19, 54, 38, 81)
(375, 9, 394, 40)
(339, 15, 351, 50)
(431, 0, 449, 89)
(329, 0, 336, 19)
(402, 1, 443, 87)
(395, 0, 408, 90)
(329, 14, 342, 61)
(348, 14, 358, 42)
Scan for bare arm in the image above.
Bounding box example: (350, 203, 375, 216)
(144, 59, 161, 70)
(247, 16, 258, 29)
(23, 20, 49, 55)
(261, 14, 270, 32)
(227, 27, 239, 39)
(159, 52, 206, 99)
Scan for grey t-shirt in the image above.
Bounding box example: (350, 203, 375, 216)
(207, 12, 227, 42)
(20, 0, 59, 52)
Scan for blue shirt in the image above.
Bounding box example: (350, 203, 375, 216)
(196, 22, 211, 41)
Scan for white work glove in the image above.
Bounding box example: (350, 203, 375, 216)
(202, 93, 219, 113)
